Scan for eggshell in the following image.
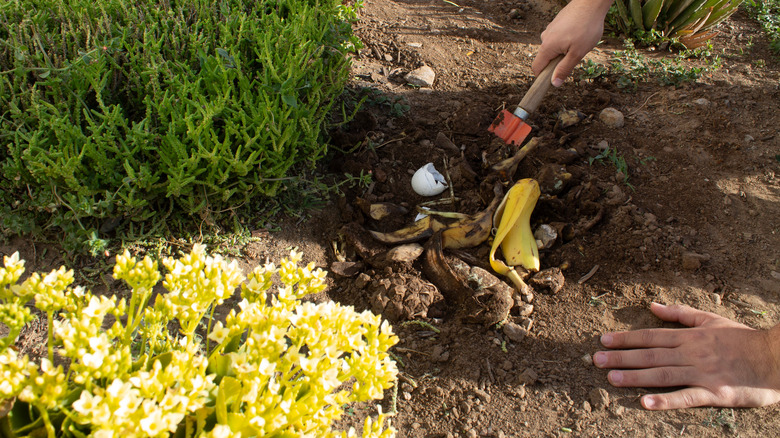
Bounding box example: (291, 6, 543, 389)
(411, 163, 448, 196)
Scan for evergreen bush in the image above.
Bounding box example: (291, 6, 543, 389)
(0, 0, 359, 246)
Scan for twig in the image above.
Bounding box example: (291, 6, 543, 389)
(577, 265, 599, 284)
(394, 347, 431, 357)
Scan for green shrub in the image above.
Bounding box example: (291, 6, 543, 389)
(745, 0, 780, 54)
(608, 0, 742, 47)
(0, 0, 359, 245)
(0, 246, 398, 437)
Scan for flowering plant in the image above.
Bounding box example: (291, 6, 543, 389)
(0, 245, 398, 437)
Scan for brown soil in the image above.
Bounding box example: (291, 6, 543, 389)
(3, 0, 780, 436)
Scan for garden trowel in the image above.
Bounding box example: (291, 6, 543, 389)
(488, 56, 563, 145)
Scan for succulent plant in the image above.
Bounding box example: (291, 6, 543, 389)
(612, 0, 743, 47)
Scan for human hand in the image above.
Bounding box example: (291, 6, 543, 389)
(531, 0, 612, 87)
(594, 303, 780, 410)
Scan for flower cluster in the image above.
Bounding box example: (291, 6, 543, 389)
(0, 245, 398, 437)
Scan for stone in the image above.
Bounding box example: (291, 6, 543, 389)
(694, 98, 710, 106)
(589, 388, 610, 410)
(599, 107, 625, 128)
(502, 322, 528, 343)
(518, 368, 538, 385)
(581, 354, 593, 366)
(405, 65, 436, 87)
(682, 251, 710, 271)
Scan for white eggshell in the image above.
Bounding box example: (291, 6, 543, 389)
(411, 163, 448, 196)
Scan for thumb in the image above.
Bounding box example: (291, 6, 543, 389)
(551, 51, 582, 87)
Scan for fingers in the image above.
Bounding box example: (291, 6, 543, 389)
(600, 328, 684, 349)
(641, 388, 717, 410)
(607, 366, 697, 388)
(593, 347, 682, 369)
(649, 302, 715, 327)
(531, 43, 559, 77)
(551, 51, 583, 87)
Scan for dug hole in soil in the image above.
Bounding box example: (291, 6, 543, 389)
(3, 0, 779, 436)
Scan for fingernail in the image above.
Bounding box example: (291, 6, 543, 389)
(600, 333, 613, 346)
(593, 352, 607, 367)
(552, 77, 564, 87)
(643, 396, 656, 409)
(652, 302, 666, 308)
(609, 370, 623, 384)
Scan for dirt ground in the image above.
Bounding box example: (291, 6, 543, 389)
(2, 0, 780, 436)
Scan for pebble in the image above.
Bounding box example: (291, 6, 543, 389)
(589, 388, 610, 410)
(519, 303, 534, 317)
(771, 271, 780, 281)
(694, 98, 710, 106)
(502, 322, 528, 343)
(599, 107, 625, 128)
(681, 251, 710, 271)
(712, 293, 722, 306)
(581, 353, 593, 365)
(405, 65, 436, 87)
(582, 401, 592, 413)
(518, 368, 538, 385)
(744, 134, 754, 142)
(596, 140, 610, 150)
(473, 388, 491, 404)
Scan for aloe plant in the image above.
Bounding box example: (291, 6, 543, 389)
(612, 0, 743, 47)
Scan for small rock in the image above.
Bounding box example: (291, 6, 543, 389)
(682, 251, 710, 271)
(403, 391, 412, 400)
(330, 261, 363, 277)
(405, 65, 436, 87)
(508, 8, 522, 19)
(466, 429, 478, 438)
(354, 272, 371, 289)
(502, 360, 514, 371)
(712, 293, 722, 306)
(518, 303, 534, 317)
(435, 131, 461, 154)
(744, 134, 755, 142)
(406, 42, 423, 48)
(384, 54, 393, 62)
(596, 140, 610, 150)
(473, 388, 491, 404)
(518, 368, 538, 385)
(582, 401, 592, 413)
(411, 422, 421, 429)
(519, 318, 533, 331)
(589, 388, 610, 410)
(611, 405, 626, 417)
(599, 107, 625, 128)
(771, 271, 780, 281)
(502, 322, 528, 343)
(581, 354, 593, 365)
(694, 98, 710, 106)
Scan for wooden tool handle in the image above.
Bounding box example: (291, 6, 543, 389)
(517, 55, 563, 115)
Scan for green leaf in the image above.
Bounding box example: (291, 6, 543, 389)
(281, 94, 298, 108)
(629, 0, 645, 31)
(642, 0, 664, 29)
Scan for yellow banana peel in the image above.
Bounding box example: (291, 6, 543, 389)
(489, 178, 540, 290)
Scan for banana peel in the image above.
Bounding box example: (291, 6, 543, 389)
(368, 215, 448, 245)
(490, 178, 541, 292)
(441, 182, 503, 249)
